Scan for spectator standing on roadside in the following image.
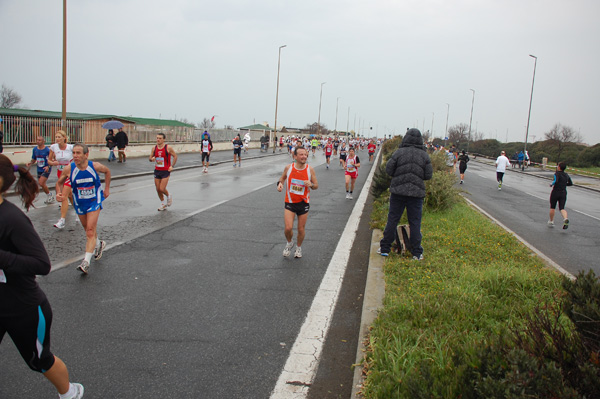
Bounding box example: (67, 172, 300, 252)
(105, 129, 117, 162)
(548, 161, 573, 229)
(115, 128, 128, 163)
(378, 128, 433, 260)
(495, 150, 511, 190)
(457, 150, 469, 184)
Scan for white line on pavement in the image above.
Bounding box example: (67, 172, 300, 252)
(269, 149, 381, 398)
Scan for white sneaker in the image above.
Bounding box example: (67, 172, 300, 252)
(77, 260, 90, 274)
(345, 193, 350, 199)
(94, 240, 106, 260)
(283, 242, 294, 257)
(71, 382, 85, 398)
(412, 254, 424, 261)
(44, 195, 55, 204)
(54, 218, 66, 229)
(158, 203, 167, 211)
(547, 220, 555, 228)
(348, 193, 353, 200)
(167, 196, 173, 207)
(294, 247, 302, 258)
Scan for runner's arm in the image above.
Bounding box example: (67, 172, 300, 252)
(55, 164, 71, 199)
(277, 165, 290, 192)
(93, 162, 111, 199)
(149, 147, 155, 162)
(169, 146, 178, 170)
(307, 166, 318, 190)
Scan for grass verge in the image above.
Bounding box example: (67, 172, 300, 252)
(362, 198, 565, 398)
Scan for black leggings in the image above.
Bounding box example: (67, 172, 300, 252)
(0, 299, 55, 373)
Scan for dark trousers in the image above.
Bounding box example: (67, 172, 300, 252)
(380, 193, 424, 256)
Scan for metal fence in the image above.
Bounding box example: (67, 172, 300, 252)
(0, 115, 195, 145)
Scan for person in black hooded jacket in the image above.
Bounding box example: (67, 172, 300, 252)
(379, 128, 433, 259)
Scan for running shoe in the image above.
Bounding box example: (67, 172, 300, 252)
(498, 182, 502, 190)
(54, 218, 66, 229)
(563, 218, 569, 230)
(94, 240, 106, 261)
(167, 196, 173, 207)
(345, 193, 350, 199)
(460, 180, 463, 184)
(348, 193, 353, 200)
(326, 164, 329, 169)
(158, 203, 167, 211)
(547, 220, 555, 228)
(412, 254, 424, 261)
(78, 260, 90, 274)
(294, 247, 302, 258)
(233, 163, 236, 167)
(283, 241, 294, 257)
(44, 195, 55, 204)
(71, 383, 85, 399)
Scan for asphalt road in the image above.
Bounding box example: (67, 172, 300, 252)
(0, 148, 378, 399)
(459, 159, 600, 276)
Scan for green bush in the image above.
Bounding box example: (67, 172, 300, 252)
(424, 170, 461, 212)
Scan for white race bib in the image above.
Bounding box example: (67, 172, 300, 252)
(155, 157, 165, 168)
(37, 158, 46, 168)
(289, 178, 306, 195)
(77, 186, 96, 199)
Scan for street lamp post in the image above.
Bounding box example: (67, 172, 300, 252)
(346, 106, 350, 136)
(317, 82, 326, 136)
(334, 97, 341, 133)
(523, 54, 537, 171)
(467, 89, 475, 152)
(273, 45, 286, 153)
(445, 103, 450, 147)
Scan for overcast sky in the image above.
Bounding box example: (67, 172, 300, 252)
(1, 0, 599, 144)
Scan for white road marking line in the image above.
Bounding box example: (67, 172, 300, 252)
(50, 242, 124, 272)
(572, 209, 600, 222)
(269, 149, 381, 398)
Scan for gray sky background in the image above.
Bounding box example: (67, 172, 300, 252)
(1, 0, 599, 144)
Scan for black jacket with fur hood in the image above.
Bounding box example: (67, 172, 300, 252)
(385, 129, 433, 198)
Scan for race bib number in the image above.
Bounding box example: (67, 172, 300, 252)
(37, 157, 46, 168)
(289, 178, 306, 195)
(347, 160, 356, 172)
(155, 157, 165, 168)
(234, 144, 240, 149)
(77, 186, 96, 199)
(58, 164, 66, 171)
(0, 270, 6, 283)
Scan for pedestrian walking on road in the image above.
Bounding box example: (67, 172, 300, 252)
(378, 128, 433, 260)
(0, 154, 85, 399)
(457, 150, 469, 184)
(201, 132, 213, 173)
(232, 134, 243, 167)
(56, 144, 111, 274)
(276, 146, 319, 259)
(495, 150, 511, 190)
(115, 128, 128, 163)
(105, 129, 117, 162)
(150, 133, 177, 211)
(548, 161, 573, 229)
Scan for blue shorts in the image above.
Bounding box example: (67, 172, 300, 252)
(37, 168, 52, 179)
(73, 201, 103, 215)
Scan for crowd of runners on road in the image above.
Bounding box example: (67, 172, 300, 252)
(1, 126, 578, 398)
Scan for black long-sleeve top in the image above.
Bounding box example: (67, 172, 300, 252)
(0, 200, 51, 313)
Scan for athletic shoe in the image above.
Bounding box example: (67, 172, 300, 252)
(158, 204, 167, 211)
(167, 196, 173, 207)
(54, 218, 66, 229)
(547, 220, 555, 227)
(94, 240, 106, 260)
(233, 163, 236, 167)
(78, 260, 90, 274)
(348, 193, 353, 200)
(326, 164, 329, 169)
(71, 383, 85, 399)
(460, 180, 463, 184)
(238, 163, 241, 167)
(283, 241, 294, 257)
(376, 248, 389, 257)
(563, 219, 569, 230)
(412, 254, 424, 261)
(498, 182, 502, 190)
(294, 247, 302, 258)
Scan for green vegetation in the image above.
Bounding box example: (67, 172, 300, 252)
(362, 138, 600, 398)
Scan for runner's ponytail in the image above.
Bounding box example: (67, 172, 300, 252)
(0, 154, 39, 210)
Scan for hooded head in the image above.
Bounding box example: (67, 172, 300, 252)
(400, 128, 425, 149)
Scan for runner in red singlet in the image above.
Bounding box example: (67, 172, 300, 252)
(149, 133, 177, 211)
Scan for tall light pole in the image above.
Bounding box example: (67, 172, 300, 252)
(317, 82, 326, 136)
(346, 106, 350, 135)
(430, 112, 434, 141)
(523, 54, 537, 171)
(61, 0, 67, 127)
(445, 103, 450, 147)
(467, 89, 475, 152)
(334, 97, 341, 132)
(273, 45, 286, 153)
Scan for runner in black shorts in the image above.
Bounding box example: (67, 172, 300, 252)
(150, 133, 177, 211)
(0, 154, 84, 398)
(548, 161, 573, 229)
(232, 134, 243, 167)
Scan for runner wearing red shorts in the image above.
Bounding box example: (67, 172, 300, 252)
(345, 147, 360, 200)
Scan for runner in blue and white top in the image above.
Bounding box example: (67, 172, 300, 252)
(56, 144, 111, 274)
(26, 136, 54, 204)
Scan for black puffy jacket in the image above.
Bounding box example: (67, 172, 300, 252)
(386, 129, 433, 198)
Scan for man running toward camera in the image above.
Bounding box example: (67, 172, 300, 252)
(150, 133, 177, 211)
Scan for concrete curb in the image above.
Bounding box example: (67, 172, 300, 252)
(351, 229, 386, 398)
